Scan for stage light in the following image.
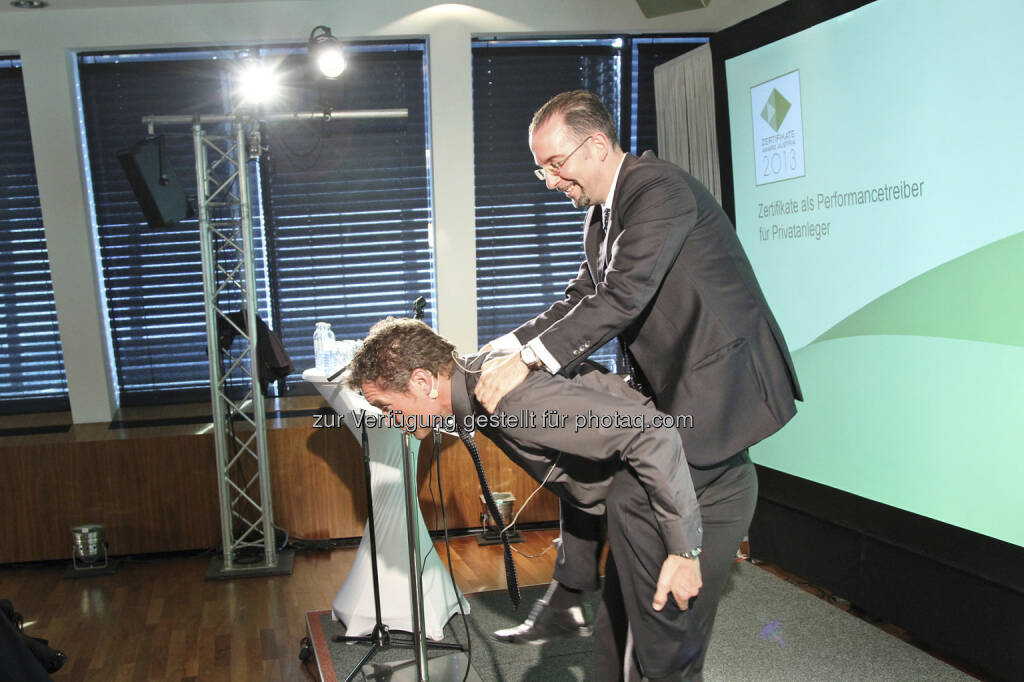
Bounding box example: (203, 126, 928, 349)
(308, 25, 346, 79)
(72, 524, 106, 567)
(237, 58, 281, 105)
(66, 523, 119, 578)
(478, 492, 523, 545)
(316, 48, 346, 80)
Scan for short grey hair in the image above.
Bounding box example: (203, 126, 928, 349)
(530, 90, 619, 148)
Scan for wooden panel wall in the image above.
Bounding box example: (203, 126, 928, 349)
(0, 421, 559, 564)
(416, 433, 561, 531)
(1, 434, 220, 564)
(267, 425, 560, 538)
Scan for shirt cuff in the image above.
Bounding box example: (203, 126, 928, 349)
(659, 518, 703, 557)
(489, 332, 521, 353)
(527, 337, 561, 374)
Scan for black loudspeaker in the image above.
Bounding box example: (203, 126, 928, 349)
(636, 0, 710, 18)
(116, 135, 193, 229)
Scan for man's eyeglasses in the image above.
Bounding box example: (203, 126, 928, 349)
(533, 136, 591, 181)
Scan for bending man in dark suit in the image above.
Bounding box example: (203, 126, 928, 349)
(348, 317, 707, 681)
(475, 90, 803, 677)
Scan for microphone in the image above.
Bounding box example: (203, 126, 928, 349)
(412, 296, 426, 320)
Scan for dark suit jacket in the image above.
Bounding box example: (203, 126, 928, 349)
(511, 151, 802, 466)
(452, 353, 702, 556)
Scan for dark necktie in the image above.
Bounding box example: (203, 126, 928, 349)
(455, 425, 521, 609)
(597, 206, 611, 277)
(620, 344, 651, 398)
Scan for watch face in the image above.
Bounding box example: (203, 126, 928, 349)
(521, 347, 537, 365)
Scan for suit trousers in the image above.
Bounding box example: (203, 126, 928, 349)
(556, 452, 757, 681)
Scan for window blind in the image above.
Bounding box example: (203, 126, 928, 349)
(472, 37, 708, 373)
(472, 42, 621, 371)
(0, 58, 69, 413)
(78, 53, 267, 405)
(259, 44, 434, 376)
(78, 44, 432, 403)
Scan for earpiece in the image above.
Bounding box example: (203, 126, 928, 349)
(428, 376, 438, 399)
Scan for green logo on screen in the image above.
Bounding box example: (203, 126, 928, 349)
(760, 88, 791, 132)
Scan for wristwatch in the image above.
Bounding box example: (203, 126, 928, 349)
(680, 547, 702, 560)
(520, 345, 544, 370)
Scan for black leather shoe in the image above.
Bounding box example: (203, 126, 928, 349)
(491, 598, 592, 644)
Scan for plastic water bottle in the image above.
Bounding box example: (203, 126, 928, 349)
(335, 339, 358, 369)
(313, 321, 331, 371)
(323, 323, 338, 372)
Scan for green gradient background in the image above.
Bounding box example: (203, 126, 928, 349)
(755, 233, 1024, 546)
(725, 0, 1024, 546)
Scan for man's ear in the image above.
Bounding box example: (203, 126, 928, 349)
(409, 367, 433, 397)
(590, 131, 610, 161)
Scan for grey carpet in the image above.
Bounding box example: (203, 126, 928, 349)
(319, 561, 972, 681)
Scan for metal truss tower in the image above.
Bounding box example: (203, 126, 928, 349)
(142, 109, 405, 578)
(191, 116, 280, 576)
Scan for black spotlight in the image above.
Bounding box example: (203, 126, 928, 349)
(308, 25, 346, 79)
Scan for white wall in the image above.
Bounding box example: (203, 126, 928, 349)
(0, 0, 786, 422)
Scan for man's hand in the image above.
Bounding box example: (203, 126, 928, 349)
(652, 554, 702, 612)
(474, 352, 529, 413)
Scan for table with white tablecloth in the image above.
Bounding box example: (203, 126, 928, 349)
(303, 368, 468, 641)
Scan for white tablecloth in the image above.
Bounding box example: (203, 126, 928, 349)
(303, 368, 468, 640)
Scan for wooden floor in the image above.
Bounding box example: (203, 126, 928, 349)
(0, 530, 562, 682)
(0, 530, 979, 681)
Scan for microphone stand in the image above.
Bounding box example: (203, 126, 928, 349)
(362, 434, 478, 681)
(337, 424, 477, 681)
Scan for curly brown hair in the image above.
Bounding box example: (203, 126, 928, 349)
(346, 317, 455, 393)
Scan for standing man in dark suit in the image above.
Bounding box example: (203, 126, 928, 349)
(476, 90, 802, 678)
